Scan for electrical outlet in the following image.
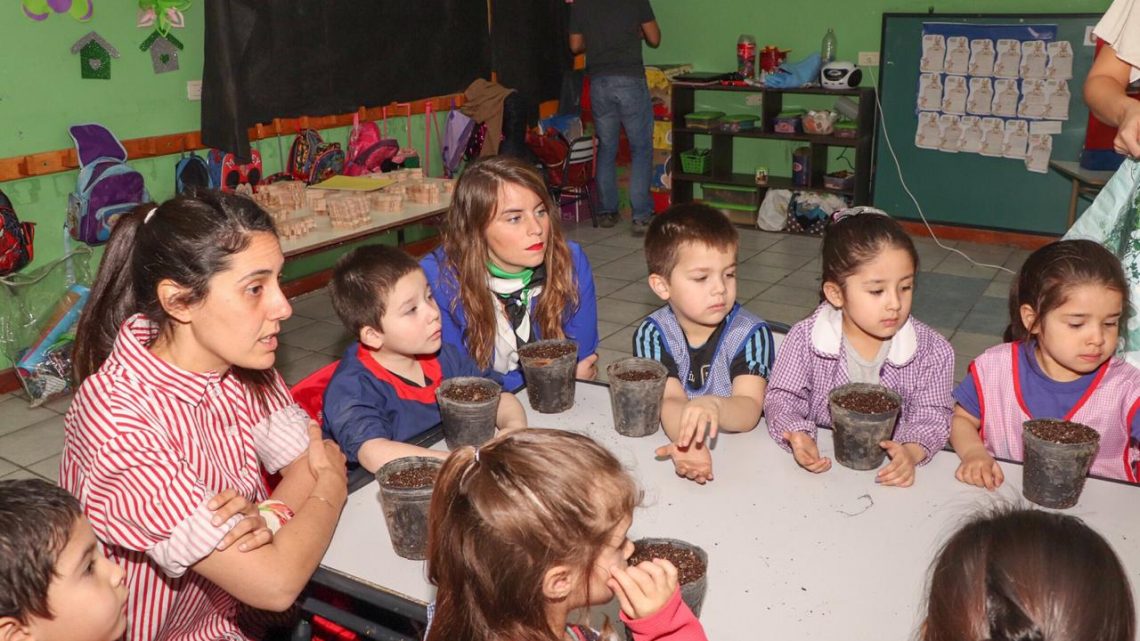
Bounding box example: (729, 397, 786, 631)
(858, 51, 880, 67)
(745, 94, 764, 106)
(186, 80, 202, 101)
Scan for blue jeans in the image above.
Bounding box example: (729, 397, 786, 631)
(590, 74, 654, 223)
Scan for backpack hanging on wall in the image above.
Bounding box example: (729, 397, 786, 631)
(208, 149, 263, 192)
(175, 152, 213, 194)
(344, 111, 398, 176)
(0, 188, 35, 276)
(287, 128, 345, 184)
(66, 123, 149, 245)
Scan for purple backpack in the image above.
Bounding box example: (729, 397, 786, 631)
(441, 101, 475, 177)
(67, 124, 149, 245)
(345, 113, 399, 176)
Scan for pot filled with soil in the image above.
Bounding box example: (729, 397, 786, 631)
(375, 456, 443, 560)
(629, 537, 709, 617)
(436, 377, 501, 449)
(1022, 419, 1101, 509)
(607, 357, 669, 438)
(517, 339, 578, 413)
(828, 383, 902, 470)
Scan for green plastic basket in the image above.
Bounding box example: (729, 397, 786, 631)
(680, 148, 711, 174)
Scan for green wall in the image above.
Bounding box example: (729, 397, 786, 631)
(644, 0, 1112, 218)
(0, 2, 442, 372)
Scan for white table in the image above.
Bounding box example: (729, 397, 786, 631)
(315, 382, 1140, 641)
(279, 187, 450, 259)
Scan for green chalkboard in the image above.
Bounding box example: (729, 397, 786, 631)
(873, 13, 1101, 235)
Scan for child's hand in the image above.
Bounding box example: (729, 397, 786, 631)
(955, 448, 1005, 490)
(608, 558, 680, 620)
(782, 431, 831, 473)
(877, 441, 926, 487)
(576, 353, 600, 380)
(208, 490, 272, 552)
(678, 397, 721, 446)
(655, 442, 714, 483)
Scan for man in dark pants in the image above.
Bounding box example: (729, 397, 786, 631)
(569, 0, 660, 235)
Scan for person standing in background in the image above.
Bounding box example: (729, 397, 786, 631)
(569, 0, 660, 235)
(1063, 0, 1140, 366)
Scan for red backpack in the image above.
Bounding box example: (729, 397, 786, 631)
(344, 113, 399, 176)
(0, 188, 35, 276)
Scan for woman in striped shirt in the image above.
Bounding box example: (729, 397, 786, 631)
(61, 191, 348, 641)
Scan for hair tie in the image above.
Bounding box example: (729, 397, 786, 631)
(831, 206, 889, 223)
(473, 446, 481, 463)
(144, 207, 158, 224)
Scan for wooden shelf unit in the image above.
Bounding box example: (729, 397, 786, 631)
(670, 84, 877, 225)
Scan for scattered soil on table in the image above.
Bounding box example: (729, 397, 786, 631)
(832, 390, 899, 414)
(614, 369, 664, 382)
(518, 342, 577, 360)
(383, 466, 437, 489)
(630, 542, 706, 584)
(441, 382, 497, 403)
(1027, 420, 1099, 445)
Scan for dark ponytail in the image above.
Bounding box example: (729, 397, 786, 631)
(73, 191, 278, 397)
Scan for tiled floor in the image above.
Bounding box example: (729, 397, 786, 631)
(0, 221, 1022, 482)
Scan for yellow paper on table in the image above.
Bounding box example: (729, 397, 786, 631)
(309, 176, 395, 191)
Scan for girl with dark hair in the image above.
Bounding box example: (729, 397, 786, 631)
(61, 191, 348, 641)
(951, 239, 1140, 488)
(420, 156, 600, 390)
(425, 429, 707, 641)
(923, 507, 1134, 641)
(765, 207, 954, 487)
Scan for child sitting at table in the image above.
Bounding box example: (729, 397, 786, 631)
(322, 245, 527, 472)
(633, 203, 775, 484)
(922, 507, 1134, 641)
(425, 428, 708, 641)
(765, 207, 954, 487)
(0, 478, 270, 641)
(950, 240, 1140, 489)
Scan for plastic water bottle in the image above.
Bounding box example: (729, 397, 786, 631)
(821, 28, 838, 64)
(737, 34, 757, 79)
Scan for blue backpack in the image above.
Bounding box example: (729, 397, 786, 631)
(66, 124, 149, 245)
(175, 152, 213, 194)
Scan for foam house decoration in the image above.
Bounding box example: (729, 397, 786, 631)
(139, 30, 182, 74)
(70, 32, 119, 80)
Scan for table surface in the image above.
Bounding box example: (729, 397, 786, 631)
(279, 185, 450, 259)
(1049, 159, 1117, 185)
(319, 383, 1140, 641)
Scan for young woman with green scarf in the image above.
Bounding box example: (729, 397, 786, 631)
(421, 156, 600, 390)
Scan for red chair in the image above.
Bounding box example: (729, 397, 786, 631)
(547, 134, 599, 226)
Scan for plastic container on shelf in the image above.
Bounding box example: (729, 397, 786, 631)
(684, 111, 725, 130)
(834, 120, 859, 138)
(702, 184, 761, 208)
(773, 109, 805, 133)
(824, 170, 855, 191)
(737, 34, 757, 80)
(719, 114, 758, 132)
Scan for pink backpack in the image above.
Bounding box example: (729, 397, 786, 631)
(345, 112, 399, 176)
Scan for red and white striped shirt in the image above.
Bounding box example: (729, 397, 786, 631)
(60, 314, 309, 641)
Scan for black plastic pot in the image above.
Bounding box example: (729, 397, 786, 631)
(436, 377, 501, 450)
(375, 456, 443, 560)
(631, 537, 709, 618)
(518, 339, 578, 413)
(828, 383, 902, 470)
(607, 357, 668, 437)
(1022, 419, 1101, 509)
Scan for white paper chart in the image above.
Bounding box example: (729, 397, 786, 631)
(916, 23, 1071, 174)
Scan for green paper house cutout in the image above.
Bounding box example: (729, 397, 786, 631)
(70, 31, 120, 80)
(139, 31, 184, 74)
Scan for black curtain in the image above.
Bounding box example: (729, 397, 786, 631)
(202, 0, 492, 159)
(491, 0, 572, 122)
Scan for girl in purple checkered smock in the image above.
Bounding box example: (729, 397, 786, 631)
(951, 240, 1140, 488)
(765, 208, 955, 488)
